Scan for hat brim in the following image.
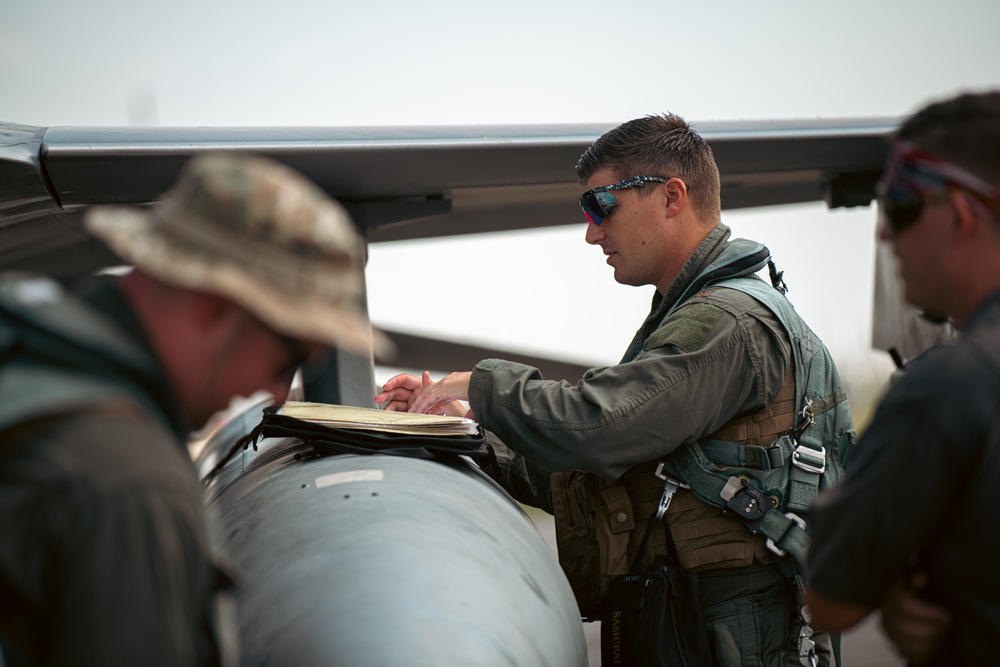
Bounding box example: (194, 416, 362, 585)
(84, 205, 395, 360)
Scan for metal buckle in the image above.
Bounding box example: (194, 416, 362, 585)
(798, 623, 817, 667)
(653, 462, 689, 519)
(719, 476, 776, 533)
(790, 401, 815, 440)
(792, 444, 826, 474)
(767, 512, 807, 557)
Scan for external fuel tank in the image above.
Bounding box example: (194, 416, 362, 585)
(196, 404, 587, 666)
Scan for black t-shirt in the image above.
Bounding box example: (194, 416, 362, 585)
(809, 290, 1000, 664)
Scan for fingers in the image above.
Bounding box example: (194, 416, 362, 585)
(374, 373, 425, 410)
(409, 372, 470, 414)
(409, 385, 452, 415)
(380, 372, 471, 414)
(880, 574, 952, 664)
(381, 373, 422, 392)
(446, 401, 468, 417)
(409, 390, 450, 415)
(379, 399, 411, 412)
(373, 386, 411, 408)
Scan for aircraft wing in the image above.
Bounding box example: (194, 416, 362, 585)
(0, 118, 898, 383)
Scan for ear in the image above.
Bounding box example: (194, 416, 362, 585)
(948, 188, 980, 240)
(661, 177, 688, 218)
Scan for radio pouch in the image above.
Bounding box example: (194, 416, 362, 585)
(601, 511, 713, 667)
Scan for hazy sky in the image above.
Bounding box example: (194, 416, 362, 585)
(4, 0, 999, 395)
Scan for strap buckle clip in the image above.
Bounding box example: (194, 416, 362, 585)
(798, 623, 817, 667)
(653, 462, 689, 520)
(766, 511, 807, 557)
(719, 476, 777, 533)
(792, 444, 826, 474)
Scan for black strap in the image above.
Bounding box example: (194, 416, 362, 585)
(630, 511, 682, 574)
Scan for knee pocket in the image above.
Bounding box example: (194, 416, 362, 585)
(705, 599, 757, 667)
(703, 587, 794, 667)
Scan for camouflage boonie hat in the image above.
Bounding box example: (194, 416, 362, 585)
(83, 153, 391, 357)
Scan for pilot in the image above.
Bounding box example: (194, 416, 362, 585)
(377, 113, 855, 666)
(806, 91, 1000, 664)
(0, 154, 381, 666)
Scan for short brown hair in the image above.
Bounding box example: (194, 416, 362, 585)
(898, 90, 1000, 188)
(575, 113, 722, 223)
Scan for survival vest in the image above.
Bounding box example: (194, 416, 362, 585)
(0, 274, 174, 435)
(551, 246, 856, 620)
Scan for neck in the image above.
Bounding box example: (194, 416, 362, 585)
(655, 220, 717, 295)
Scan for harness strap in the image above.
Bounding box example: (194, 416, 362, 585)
(666, 443, 810, 574)
(699, 437, 788, 471)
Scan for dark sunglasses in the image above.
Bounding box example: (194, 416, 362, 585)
(878, 142, 1000, 234)
(579, 175, 668, 225)
(876, 183, 948, 234)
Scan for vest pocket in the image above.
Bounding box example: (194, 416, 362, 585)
(663, 489, 756, 572)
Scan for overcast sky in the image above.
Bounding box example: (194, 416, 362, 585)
(4, 0, 999, 398)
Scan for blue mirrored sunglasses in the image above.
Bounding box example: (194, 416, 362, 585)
(579, 175, 668, 225)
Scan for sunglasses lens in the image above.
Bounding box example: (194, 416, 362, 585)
(581, 191, 616, 225)
(880, 187, 925, 233)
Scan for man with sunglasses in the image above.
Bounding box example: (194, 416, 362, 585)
(0, 154, 382, 666)
(806, 91, 1000, 665)
(377, 113, 854, 666)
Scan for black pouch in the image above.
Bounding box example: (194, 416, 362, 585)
(601, 514, 713, 667)
(203, 405, 492, 483)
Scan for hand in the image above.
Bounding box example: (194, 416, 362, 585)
(374, 372, 426, 412)
(375, 371, 470, 417)
(880, 570, 952, 664)
(408, 371, 474, 417)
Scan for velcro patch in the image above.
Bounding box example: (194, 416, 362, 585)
(646, 303, 725, 352)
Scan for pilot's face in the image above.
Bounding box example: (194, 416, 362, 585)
(878, 195, 954, 321)
(583, 168, 670, 288)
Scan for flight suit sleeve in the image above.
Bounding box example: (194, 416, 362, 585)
(468, 294, 790, 479)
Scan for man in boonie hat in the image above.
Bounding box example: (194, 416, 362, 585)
(0, 153, 383, 666)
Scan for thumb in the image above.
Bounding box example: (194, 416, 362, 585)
(422, 370, 433, 387)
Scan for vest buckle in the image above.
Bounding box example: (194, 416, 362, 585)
(719, 476, 777, 533)
(792, 443, 826, 474)
(653, 461, 689, 519)
(766, 511, 807, 557)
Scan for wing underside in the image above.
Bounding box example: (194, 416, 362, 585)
(1, 118, 909, 384)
